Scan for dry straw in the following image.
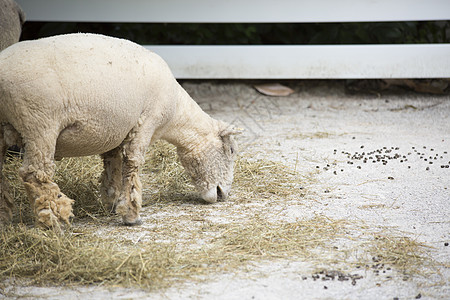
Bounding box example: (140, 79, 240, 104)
(0, 141, 436, 290)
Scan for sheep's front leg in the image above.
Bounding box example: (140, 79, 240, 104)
(19, 137, 74, 231)
(100, 147, 123, 213)
(115, 122, 153, 226)
(0, 130, 14, 225)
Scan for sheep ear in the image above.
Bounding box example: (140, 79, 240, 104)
(219, 122, 243, 137)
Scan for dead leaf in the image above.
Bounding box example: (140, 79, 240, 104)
(254, 83, 294, 97)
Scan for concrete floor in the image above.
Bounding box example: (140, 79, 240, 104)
(181, 80, 450, 299)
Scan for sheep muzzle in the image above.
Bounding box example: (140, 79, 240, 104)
(201, 185, 229, 203)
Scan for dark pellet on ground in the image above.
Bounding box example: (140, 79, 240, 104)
(445, 242, 449, 246)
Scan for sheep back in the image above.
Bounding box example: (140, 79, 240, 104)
(0, 33, 181, 158)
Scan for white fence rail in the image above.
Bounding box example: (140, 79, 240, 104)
(16, 0, 450, 79)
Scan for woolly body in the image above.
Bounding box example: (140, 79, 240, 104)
(0, 0, 25, 51)
(0, 33, 238, 230)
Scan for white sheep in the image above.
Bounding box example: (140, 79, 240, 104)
(0, 0, 25, 51)
(0, 33, 240, 231)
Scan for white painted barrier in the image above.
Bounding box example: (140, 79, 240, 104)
(15, 0, 450, 78)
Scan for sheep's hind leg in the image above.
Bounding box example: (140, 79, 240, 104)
(115, 122, 153, 226)
(19, 135, 74, 231)
(100, 147, 123, 213)
(0, 129, 14, 225)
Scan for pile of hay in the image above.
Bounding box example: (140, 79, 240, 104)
(0, 225, 176, 287)
(3, 153, 105, 224)
(0, 141, 436, 290)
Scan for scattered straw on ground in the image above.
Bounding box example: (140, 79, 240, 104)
(0, 225, 176, 288)
(0, 141, 438, 291)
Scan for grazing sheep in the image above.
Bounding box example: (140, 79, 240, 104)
(0, 33, 240, 231)
(0, 0, 25, 51)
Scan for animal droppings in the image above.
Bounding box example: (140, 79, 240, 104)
(318, 145, 449, 175)
(310, 270, 364, 286)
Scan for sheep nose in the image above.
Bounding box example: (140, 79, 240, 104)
(217, 185, 229, 201)
(217, 186, 224, 200)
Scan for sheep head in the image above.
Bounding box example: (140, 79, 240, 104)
(177, 121, 241, 203)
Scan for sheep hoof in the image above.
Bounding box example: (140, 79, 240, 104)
(36, 209, 64, 233)
(0, 216, 12, 229)
(0, 207, 13, 226)
(108, 203, 117, 214)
